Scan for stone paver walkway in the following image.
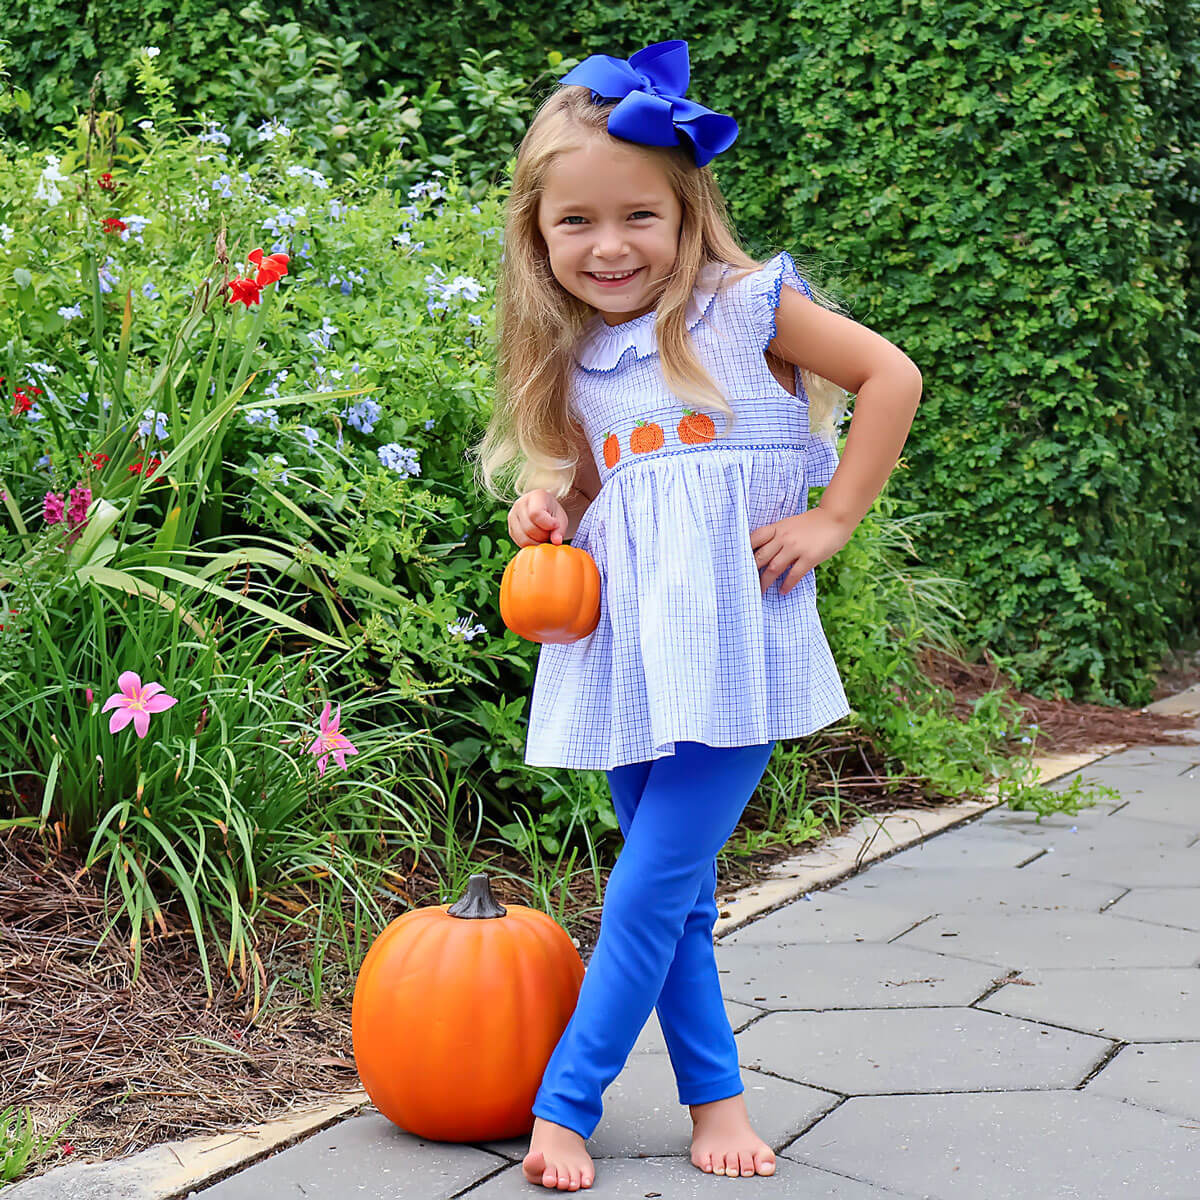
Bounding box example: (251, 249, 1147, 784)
(191, 734, 1200, 1200)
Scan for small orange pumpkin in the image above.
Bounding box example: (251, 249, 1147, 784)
(352, 875, 584, 1142)
(603, 431, 620, 467)
(629, 419, 664, 454)
(500, 542, 601, 644)
(678, 409, 716, 444)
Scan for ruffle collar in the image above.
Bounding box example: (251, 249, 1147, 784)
(574, 261, 728, 372)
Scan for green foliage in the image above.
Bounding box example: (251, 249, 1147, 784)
(0, 1106, 71, 1184)
(0, 35, 1130, 1011)
(8, 0, 1195, 702)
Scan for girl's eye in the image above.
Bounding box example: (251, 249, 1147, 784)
(560, 212, 656, 225)
(631, 211, 655, 220)
(562, 216, 586, 225)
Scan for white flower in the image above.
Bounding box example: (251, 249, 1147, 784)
(447, 614, 487, 642)
(256, 118, 292, 143)
(143, 46, 160, 57)
(58, 303, 84, 320)
(33, 154, 69, 207)
(138, 120, 154, 131)
(0, 223, 14, 243)
(286, 164, 329, 189)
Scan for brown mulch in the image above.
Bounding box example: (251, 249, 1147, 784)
(916, 643, 1200, 754)
(4, 645, 1198, 1173)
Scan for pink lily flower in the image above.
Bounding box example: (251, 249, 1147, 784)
(100, 670, 178, 738)
(309, 702, 358, 777)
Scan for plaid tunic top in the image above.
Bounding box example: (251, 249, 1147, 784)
(524, 252, 851, 771)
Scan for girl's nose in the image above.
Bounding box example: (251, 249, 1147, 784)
(594, 228, 630, 258)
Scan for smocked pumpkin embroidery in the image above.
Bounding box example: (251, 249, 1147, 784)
(629, 420, 664, 454)
(677, 409, 715, 445)
(603, 431, 620, 468)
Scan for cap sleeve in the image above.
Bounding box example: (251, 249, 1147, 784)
(746, 251, 815, 351)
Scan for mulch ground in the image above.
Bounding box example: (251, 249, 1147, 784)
(4, 645, 1198, 1171)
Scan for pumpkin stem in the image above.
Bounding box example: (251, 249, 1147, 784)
(448, 874, 508, 919)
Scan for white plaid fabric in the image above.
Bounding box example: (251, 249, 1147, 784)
(524, 252, 851, 771)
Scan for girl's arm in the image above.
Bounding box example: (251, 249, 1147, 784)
(767, 286, 923, 531)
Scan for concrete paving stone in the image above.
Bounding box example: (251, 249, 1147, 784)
(1105, 886, 1200, 932)
(629, 999, 763, 1056)
(895, 908, 1200, 969)
(714, 942, 1006, 1009)
(979, 967, 1200, 1041)
(736, 1007, 1111, 1096)
(976, 804, 1130, 834)
(1049, 766, 1199, 830)
(971, 810, 1197, 854)
(879, 835, 1046, 870)
(469, 1155, 917, 1198)
(721, 891, 926, 946)
(478, 1055, 837, 1162)
(191, 1110, 507, 1199)
(1018, 843, 1200, 887)
(828, 864, 1123, 915)
(1083, 1042, 1200, 1121)
(787, 1090, 1200, 1199)
(1095, 743, 1200, 771)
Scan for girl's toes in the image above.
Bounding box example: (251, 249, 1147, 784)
(712, 1154, 729, 1176)
(756, 1150, 777, 1176)
(740, 1151, 757, 1176)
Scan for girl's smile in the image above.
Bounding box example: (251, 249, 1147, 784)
(585, 266, 645, 287)
(537, 139, 682, 325)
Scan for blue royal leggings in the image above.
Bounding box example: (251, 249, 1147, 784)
(532, 739, 776, 1140)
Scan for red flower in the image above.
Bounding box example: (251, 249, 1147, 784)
(227, 276, 263, 307)
(79, 451, 111, 469)
(247, 247, 290, 287)
(98, 172, 115, 191)
(11, 386, 40, 416)
(128, 455, 162, 479)
(102, 217, 127, 235)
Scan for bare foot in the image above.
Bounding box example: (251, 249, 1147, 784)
(689, 1093, 776, 1178)
(522, 1116, 595, 1190)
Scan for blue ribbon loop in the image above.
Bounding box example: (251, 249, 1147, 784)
(560, 40, 738, 168)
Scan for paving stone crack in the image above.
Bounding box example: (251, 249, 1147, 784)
(1073, 1040, 1127, 1089)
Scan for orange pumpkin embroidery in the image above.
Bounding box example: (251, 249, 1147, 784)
(677, 409, 715, 444)
(603, 432, 620, 468)
(629, 420, 664, 454)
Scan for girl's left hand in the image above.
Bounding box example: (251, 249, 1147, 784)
(750, 509, 855, 597)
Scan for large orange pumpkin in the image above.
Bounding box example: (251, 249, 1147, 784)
(352, 874, 584, 1142)
(500, 542, 601, 644)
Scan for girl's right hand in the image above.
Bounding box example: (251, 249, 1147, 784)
(508, 489, 568, 547)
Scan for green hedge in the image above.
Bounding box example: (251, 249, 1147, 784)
(4, 0, 1198, 704)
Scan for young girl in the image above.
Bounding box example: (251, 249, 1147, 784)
(471, 38, 922, 1191)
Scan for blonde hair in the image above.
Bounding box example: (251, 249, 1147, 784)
(469, 84, 851, 503)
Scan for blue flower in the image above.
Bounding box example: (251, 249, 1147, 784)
(345, 399, 381, 435)
(245, 407, 280, 429)
(377, 443, 420, 476)
(137, 407, 170, 440)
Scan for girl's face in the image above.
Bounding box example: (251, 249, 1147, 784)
(537, 138, 682, 326)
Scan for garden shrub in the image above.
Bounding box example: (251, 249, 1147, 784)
(0, 46, 1120, 986)
(8, 0, 1195, 703)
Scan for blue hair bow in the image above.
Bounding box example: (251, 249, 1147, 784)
(559, 39, 738, 168)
